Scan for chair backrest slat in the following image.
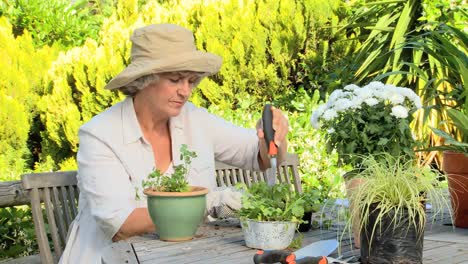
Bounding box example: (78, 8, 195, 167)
(30, 188, 55, 264)
(59, 187, 72, 228)
(214, 153, 302, 193)
(22, 171, 78, 264)
(51, 186, 68, 245)
(281, 166, 291, 184)
(43, 188, 63, 259)
(68, 186, 78, 219)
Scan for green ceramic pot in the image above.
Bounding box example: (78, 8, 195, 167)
(144, 186, 208, 241)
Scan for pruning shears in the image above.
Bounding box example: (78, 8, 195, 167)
(262, 104, 278, 185)
(253, 239, 338, 264)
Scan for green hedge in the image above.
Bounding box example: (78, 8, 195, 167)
(0, 17, 59, 180)
(35, 0, 351, 170)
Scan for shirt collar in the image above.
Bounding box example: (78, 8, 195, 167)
(122, 97, 144, 144)
(121, 96, 186, 146)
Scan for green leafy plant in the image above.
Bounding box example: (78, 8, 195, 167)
(311, 81, 422, 167)
(141, 144, 197, 192)
(347, 154, 451, 249)
(430, 108, 468, 154)
(0, 0, 113, 48)
(301, 186, 321, 213)
(0, 206, 38, 259)
(238, 182, 305, 223)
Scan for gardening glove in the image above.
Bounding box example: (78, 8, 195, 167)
(206, 187, 243, 219)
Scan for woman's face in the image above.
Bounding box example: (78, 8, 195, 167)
(137, 72, 202, 118)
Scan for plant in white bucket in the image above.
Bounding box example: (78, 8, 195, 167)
(238, 182, 305, 250)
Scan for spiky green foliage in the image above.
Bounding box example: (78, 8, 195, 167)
(403, 25, 468, 157)
(348, 154, 451, 250)
(430, 109, 468, 153)
(341, 0, 467, 164)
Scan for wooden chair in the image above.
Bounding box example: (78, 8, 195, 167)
(214, 153, 302, 193)
(21, 171, 79, 264)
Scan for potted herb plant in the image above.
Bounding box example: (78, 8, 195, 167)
(238, 182, 305, 250)
(142, 144, 208, 241)
(348, 154, 450, 264)
(311, 81, 423, 247)
(429, 108, 468, 227)
(297, 186, 321, 232)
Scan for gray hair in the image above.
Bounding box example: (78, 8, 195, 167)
(118, 71, 207, 97)
(118, 74, 160, 97)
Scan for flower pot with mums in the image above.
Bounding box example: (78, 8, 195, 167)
(310, 81, 423, 247)
(142, 144, 208, 241)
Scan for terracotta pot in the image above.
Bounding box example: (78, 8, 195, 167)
(144, 186, 209, 241)
(345, 177, 365, 249)
(443, 151, 468, 228)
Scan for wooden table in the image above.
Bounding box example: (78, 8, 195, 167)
(103, 211, 468, 264)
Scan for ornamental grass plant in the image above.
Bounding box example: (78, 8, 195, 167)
(311, 81, 422, 167)
(348, 154, 451, 252)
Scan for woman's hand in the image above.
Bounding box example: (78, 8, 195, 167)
(256, 106, 289, 170)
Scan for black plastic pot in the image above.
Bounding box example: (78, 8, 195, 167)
(360, 204, 424, 264)
(298, 211, 313, 232)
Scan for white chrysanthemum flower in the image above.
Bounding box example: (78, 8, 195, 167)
(384, 83, 397, 90)
(372, 89, 384, 100)
(391, 105, 409, 118)
(388, 93, 405, 105)
(310, 104, 327, 128)
(333, 98, 354, 111)
(344, 84, 360, 91)
(322, 109, 338, 121)
(327, 90, 344, 107)
(381, 88, 395, 101)
(364, 98, 379, 106)
(310, 114, 320, 129)
(354, 87, 374, 100)
(327, 127, 335, 134)
(413, 96, 422, 109)
(398, 87, 415, 98)
(348, 96, 363, 109)
(365, 81, 385, 90)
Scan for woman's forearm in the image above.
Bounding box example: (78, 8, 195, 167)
(112, 208, 155, 242)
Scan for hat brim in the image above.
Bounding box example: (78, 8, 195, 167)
(105, 50, 222, 90)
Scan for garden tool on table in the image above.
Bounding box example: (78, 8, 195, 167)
(262, 104, 277, 186)
(253, 239, 339, 264)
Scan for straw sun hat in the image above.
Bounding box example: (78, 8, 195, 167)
(105, 24, 223, 90)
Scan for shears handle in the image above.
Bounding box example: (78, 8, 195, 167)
(294, 256, 328, 264)
(262, 104, 277, 156)
(253, 250, 328, 264)
(253, 249, 295, 264)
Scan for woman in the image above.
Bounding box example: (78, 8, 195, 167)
(59, 24, 289, 263)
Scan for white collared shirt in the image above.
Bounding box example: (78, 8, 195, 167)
(59, 97, 260, 263)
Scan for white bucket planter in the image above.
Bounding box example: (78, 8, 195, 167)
(241, 219, 297, 250)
